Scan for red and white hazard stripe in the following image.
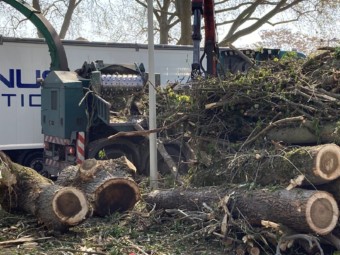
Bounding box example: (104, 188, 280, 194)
(44, 135, 70, 145)
(76, 132, 85, 164)
(45, 158, 70, 170)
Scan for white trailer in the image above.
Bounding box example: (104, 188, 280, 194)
(0, 37, 193, 170)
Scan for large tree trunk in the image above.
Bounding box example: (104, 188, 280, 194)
(55, 157, 140, 217)
(267, 122, 340, 145)
(230, 188, 338, 236)
(0, 152, 90, 231)
(145, 187, 339, 236)
(191, 143, 340, 187)
(175, 0, 192, 45)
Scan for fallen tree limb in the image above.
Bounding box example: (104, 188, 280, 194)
(0, 152, 90, 231)
(267, 121, 340, 145)
(191, 144, 340, 187)
(241, 116, 305, 148)
(107, 115, 188, 141)
(144, 186, 339, 236)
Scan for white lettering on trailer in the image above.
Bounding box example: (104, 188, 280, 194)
(0, 69, 49, 88)
(0, 69, 48, 107)
(0, 37, 193, 151)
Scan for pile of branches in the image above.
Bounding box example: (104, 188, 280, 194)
(140, 47, 340, 255)
(156, 47, 340, 147)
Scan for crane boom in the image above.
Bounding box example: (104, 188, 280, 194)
(191, 0, 219, 78)
(2, 0, 69, 71)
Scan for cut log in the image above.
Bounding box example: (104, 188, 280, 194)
(144, 187, 223, 211)
(267, 121, 340, 145)
(37, 185, 89, 230)
(55, 157, 140, 216)
(0, 152, 90, 231)
(145, 187, 339, 236)
(230, 188, 339, 236)
(191, 143, 340, 187)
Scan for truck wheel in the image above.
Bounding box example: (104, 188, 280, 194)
(18, 150, 46, 176)
(88, 138, 141, 173)
(143, 144, 189, 176)
(159, 144, 189, 175)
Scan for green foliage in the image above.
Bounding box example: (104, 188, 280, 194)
(280, 51, 298, 59)
(166, 88, 192, 107)
(98, 149, 106, 159)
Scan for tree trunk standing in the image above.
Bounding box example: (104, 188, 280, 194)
(55, 157, 140, 217)
(0, 152, 90, 231)
(59, 0, 79, 39)
(145, 187, 339, 236)
(157, 0, 171, 44)
(190, 144, 340, 187)
(175, 0, 192, 45)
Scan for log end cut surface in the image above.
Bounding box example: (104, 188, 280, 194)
(315, 144, 340, 181)
(52, 187, 89, 226)
(95, 178, 140, 216)
(306, 191, 339, 235)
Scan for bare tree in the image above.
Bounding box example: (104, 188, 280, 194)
(249, 28, 321, 55)
(0, 0, 144, 42)
(134, 0, 181, 44)
(1, 0, 338, 47)
(134, 0, 339, 46)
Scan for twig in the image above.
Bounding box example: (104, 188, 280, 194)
(107, 115, 188, 141)
(0, 236, 52, 247)
(125, 238, 149, 255)
(318, 88, 340, 100)
(276, 234, 323, 255)
(57, 248, 106, 255)
(241, 116, 305, 147)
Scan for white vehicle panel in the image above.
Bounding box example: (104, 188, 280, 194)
(0, 38, 194, 150)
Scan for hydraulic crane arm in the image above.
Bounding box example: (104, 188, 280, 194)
(203, 0, 219, 76)
(2, 0, 69, 71)
(191, 0, 203, 78)
(191, 0, 219, 78)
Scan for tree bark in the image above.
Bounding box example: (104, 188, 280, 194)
(55, 157, 140, 217)
(267, 122, 340, 145)
(144, 186, 339, 236)
(231, 188, 338, 236)
(191, 144, 340, 187)
(175, 0, 192, 45)
(0, 152, 90, 232)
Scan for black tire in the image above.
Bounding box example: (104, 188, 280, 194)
(88, 138, 141, 172)
(18, 150, 46, 175)
(143, 144, 189, 176)
(159, 144, 188, 175)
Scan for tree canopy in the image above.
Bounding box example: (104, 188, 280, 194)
(0, 0, 339, 48)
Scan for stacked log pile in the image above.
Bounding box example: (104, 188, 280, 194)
(0, 152, 90, 232)
(55, 157, 140, 217)
(0, 153, 140, 231)
(146, 48, 340, 254)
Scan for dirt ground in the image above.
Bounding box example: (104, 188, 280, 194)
(0, 191, 229, 255)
